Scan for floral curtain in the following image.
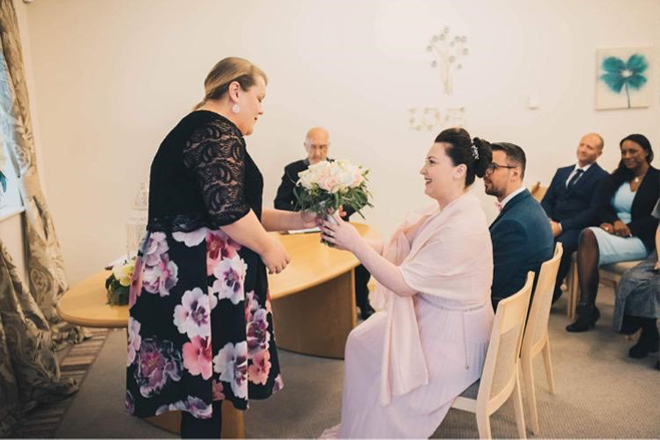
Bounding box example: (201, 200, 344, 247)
(0, 0, 83, 346)
(0, 241, 79, 436)
(0, 0, 84, 435)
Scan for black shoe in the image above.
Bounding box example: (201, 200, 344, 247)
(628, 327, 660, 359)
(566, 307, 600, 332)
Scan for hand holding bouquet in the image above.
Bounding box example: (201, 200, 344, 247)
(294, 159, 373, 221)
(294, 160, 372, 245)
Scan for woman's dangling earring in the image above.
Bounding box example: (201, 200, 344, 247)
(231, 104, 240, 114)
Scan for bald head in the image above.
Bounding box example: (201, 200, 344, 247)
(576, 133, 603, 167)
(304, 127, 330, 164)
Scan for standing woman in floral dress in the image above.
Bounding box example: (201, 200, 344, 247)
(126, 57, 317, 438)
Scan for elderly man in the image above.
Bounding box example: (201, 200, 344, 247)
(275, 127, 331, 211)
(485, 142, 554, 310)
(274, 127, 373, 319)
(541, 133, 609, 303)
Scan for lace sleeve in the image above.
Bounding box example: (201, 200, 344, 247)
(183, 120, 251, 226)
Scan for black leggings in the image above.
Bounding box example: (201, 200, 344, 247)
(180, 401, 223, 439)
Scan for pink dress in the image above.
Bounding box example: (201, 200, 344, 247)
(334, 193, 494, 438)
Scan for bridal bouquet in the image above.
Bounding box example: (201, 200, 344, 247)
(105, 258, 135, 305)
(294, 159, 373, 221)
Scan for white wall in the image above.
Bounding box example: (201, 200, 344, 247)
(23, 0, 660, 284)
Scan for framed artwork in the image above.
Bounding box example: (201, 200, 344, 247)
(596, 47, 654, 110)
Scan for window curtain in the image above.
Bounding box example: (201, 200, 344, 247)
(0, 241, 79, 436)
(0, 1, 83, 435)
(0, 0, 84, 346)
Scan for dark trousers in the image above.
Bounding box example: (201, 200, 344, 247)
(180, 401, 223, 438)
(354, 264, 372, 312)
(553, 229, 581, 302)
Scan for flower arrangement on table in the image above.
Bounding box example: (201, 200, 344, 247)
(105, 259, 135, 305)
(294, 160, 373, 241)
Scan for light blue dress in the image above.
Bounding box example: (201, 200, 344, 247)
(587, 183, 648, 266)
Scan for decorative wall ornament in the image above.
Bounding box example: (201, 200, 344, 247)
(427, 27, 468, 95)
(596, 47, 654, 110)
(408, 107, 466, 132)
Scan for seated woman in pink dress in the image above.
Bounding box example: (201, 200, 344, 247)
(320, 127, 495, 438)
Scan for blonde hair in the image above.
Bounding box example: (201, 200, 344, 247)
(193, 57, 267, 110)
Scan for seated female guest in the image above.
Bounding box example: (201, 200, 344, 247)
(568, 134, 660, 332)
(126, 57, 317, 438)
(320, 128, 494, 438)
(613, 199, 660, 367)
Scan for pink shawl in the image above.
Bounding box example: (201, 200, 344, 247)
(372, 193, 493, 405)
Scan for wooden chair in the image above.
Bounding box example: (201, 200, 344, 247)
(451, 273, 535, 439)
(566, 257, 641, 320)
(520, 243, 563, 435)
(529, 182, 548, 202)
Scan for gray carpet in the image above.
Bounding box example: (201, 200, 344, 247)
(51, 286, 660, 438)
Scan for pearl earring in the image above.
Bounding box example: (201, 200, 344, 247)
(231, 104, 240, 114)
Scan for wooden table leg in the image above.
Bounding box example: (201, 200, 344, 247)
(271, 269, 357, 359)
(145, 404, 245, 438)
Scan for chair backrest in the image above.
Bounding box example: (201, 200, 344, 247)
(529, 182, 548, 202)
(477, 273, 534, 408)
(522, 243, 563, 355)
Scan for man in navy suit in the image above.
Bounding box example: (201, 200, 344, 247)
(485, 143, 554, 310)
(541, 133, 609, 303)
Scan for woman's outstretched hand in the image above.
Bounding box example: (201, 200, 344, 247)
(320, 212, 362, 252)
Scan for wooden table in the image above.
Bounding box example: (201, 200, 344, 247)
(56, 223, 376, 436)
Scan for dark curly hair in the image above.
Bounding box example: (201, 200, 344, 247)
(435, 127, 492, 187)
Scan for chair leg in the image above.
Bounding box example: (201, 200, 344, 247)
(476, 411, 492, 440)
(542, 336, 557, 394)
(521, 356, 539, 435)
(512, 370, 527, 439)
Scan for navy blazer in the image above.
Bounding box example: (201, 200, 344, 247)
(541, 162, 609, 231)
(490, 189, 554, 306)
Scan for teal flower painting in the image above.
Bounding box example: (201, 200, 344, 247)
(596, 48, 654, 110)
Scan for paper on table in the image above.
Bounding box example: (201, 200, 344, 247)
(284, 227, 321, 235)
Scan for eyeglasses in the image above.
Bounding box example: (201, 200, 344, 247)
(485, 162, 517, 174)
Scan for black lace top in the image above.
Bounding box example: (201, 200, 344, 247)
(147, 111, 263, 232)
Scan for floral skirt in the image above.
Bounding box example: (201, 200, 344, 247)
(125, 227, 282, 419)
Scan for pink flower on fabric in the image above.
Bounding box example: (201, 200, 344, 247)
(213, 342, 248, 399)
(206, 230, 241, 276)
(173, 228, 208, 247)
(273, 374, 284, 393)
(128, 257, 144, 309)
(212, 255, 247, 305)
(248, 350, 271, 385)
(143, 255, 179, 297)
(143, 232, 169, 266)
(127, 317, 142, 367)
(244, 290, 259, 322)
(174, 288, 212, 339)
(182, 336, 213, 380)
(156, 396, 213, 419)
(134, 338, 182, 398)
(212, 380, 225, 401)
(125, 391, 135, 415)
(247, 309, 270, 356)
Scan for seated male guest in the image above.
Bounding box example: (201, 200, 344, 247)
(274, 127, 373, 319)
(541, 133, 609, 303)
(485, 142, 554, 310)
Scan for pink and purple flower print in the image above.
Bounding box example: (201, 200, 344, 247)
(213, 342, 248, 399)
(156, 396, 213, 419)
(174, 288, 213, 339)
(182, 336, 213, 380)
(127, 317, 142, 367)
(248, 350, 271, 385)
(246, 309, 271, 356)
(212, 255, 247, 305)
(206, 230, 242, 276)
(134, 338, 182, 398)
